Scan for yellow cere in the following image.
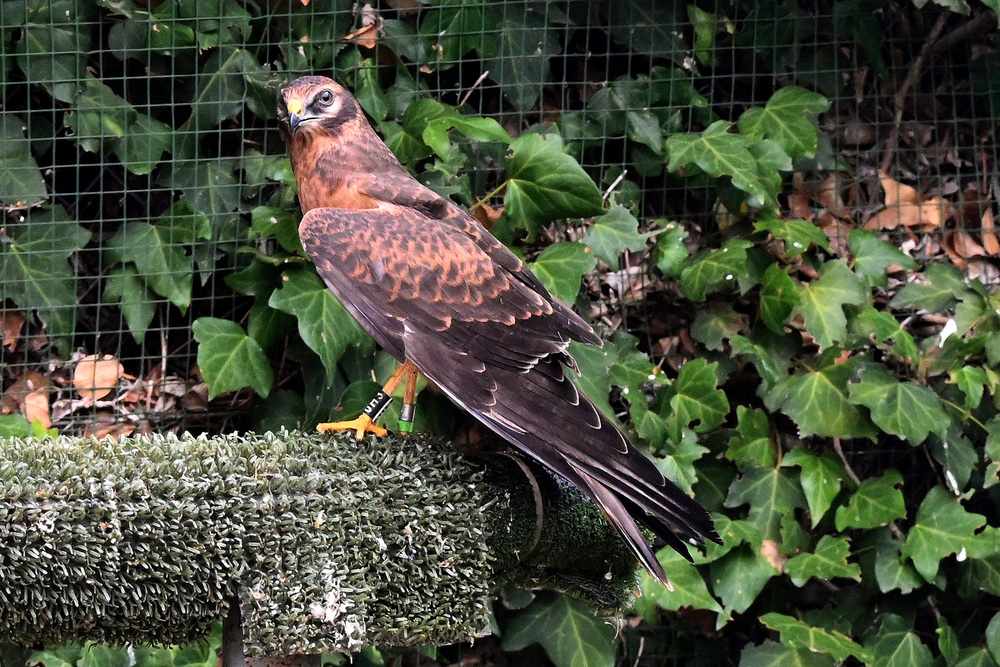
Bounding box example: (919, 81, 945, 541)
(288, 99, 303, 116)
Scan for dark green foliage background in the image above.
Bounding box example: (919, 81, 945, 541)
(1, 0, 1000, 665)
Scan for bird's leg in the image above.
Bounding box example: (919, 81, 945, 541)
(397, 365, 419, 433)
(317, 360, 418, 438)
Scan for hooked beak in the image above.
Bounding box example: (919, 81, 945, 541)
(286, 98, 306, 134)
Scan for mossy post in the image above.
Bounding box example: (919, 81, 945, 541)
(0, 431, 638, 661)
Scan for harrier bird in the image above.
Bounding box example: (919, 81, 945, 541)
(278, 75, 719, 586)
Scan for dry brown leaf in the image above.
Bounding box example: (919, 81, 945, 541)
(761, 540, 786, 572)
(74, 354, 125, 401)
(23, 390, 51, 428)
(341, 3, 380, 49)
(1, 310, 25, 351)
(866, 195, 949, 232)
(473, 202, 503, 230)
(817, 211, 853, 256)
(947, 231, 986, 259)
(786, 193, 815, 222)
(83, 413, 136, 440)
(816, 173, 851, 218)
(879, 172, 920, 207)
(2, 370, 48, 413)
(342, 22, 378, 48)
(981, 208, 999, 256)
(941, 233, 969, 271)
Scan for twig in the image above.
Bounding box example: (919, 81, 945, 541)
(880, 11, 950, 174)
(930, 10, 998, 56)
(833, 437, 862, 486)
(603, 169, 627, 202)
(459, 70, 491, 107)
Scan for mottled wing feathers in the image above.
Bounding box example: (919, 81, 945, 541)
(298, 205, 718, 580)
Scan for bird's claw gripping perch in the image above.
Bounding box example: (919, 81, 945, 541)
(317, 414, 388, 438)
(316, 361, 419, 439)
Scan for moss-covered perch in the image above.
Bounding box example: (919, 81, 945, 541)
(0, 431, 637, 656)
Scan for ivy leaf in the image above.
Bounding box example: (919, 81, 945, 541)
(755, 216, 830, 257)
(891, 263, 971, 313)
(250, 206, 305, 256)
(483, 5, 559, 112)
(581, 205, 651, 267)
(568, 341, 617, 421)
(0, 114, 48, 207)
(835, 470, 906, 531)
(634, 548, 722, 616)
(104, 266, 157, 343)
(950, 366, 988, 409)
(653, 222, 689, 278)
(849, 229, 918, 286)
(873, 528, 924, 594)
(739, 642, 836, 667)
(727, 406, 775, 468)
(586, 77, 665, 153)
(107, 208, 210, 312)
(666, 358, 728, 437)
(118, 111, 173, 176)
(418, 5, 491, 64)
(736, 87, 830, 158)
(528, 242, 597, 304)
(0, 414, 34, 439)
(163, 159, 241, 233)
(785, 535, 861, 586)
(606, 333, 661, 393)
(766, 353, 877, 440)
(176, 46, 259, 158)
(666, 121, 771, 208)
(247, 300, 295, 352)
(850, 306, 919, 362)
(793, 259, 866, 349)
(985, 417, 1000, 489)
(987, 612, 1000, 665)
(653, 428, 709, 494)
(865, 619, 935, 667)
(759, 263, 800, 333)
(730, 330, 798, 389)
(192, 317, 272, 400)
(268, 268, 371, 381)
(690, 306, 747, 351)
(16, 23, 88, 103)
(782, 449, 844, 527)
(679, 239, 754, 302)
(726, 467, 806, 541)
(748, 139, 792, 203)
(501, 591, 615, 667)
(928, 427, 978, 494)
(422, 113, 510, 161)
(0, 206, 91, 352)
(760, 613, 872, 663)
(847, 366, 949, 445)
(901, 486, 987, 581)
(500, 133, 604, 239)
(938, 618, 961, 665)
(710, 546, 779, 627)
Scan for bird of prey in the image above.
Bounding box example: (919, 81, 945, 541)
(277, 75, 719, 586)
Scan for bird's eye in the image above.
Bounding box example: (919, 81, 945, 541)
(317, 90, 335, 106)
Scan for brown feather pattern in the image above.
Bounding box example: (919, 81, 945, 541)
(279, 76, 720, 585)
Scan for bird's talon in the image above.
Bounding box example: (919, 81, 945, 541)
(317, 415, 388, 438)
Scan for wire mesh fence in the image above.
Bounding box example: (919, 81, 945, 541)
(1, 0, 997, 439)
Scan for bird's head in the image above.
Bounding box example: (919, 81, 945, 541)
(277, 76, 359, 140)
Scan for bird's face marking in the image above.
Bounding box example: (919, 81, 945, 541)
(278, 76, 353, 138)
